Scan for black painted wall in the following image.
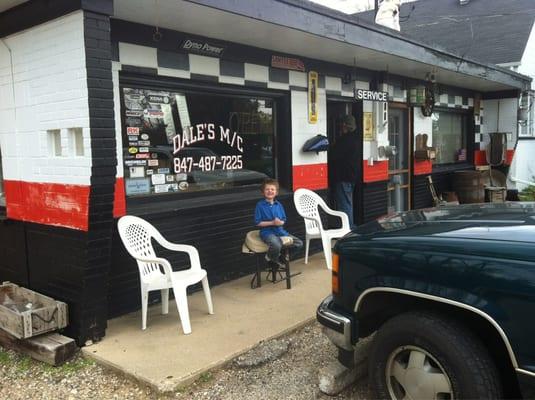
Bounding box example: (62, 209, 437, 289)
(0, 219, 28, 286)
(362, 181, 388, 223)
(108, 192, 308, 317)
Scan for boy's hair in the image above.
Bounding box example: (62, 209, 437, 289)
(261, 178, 280, 192)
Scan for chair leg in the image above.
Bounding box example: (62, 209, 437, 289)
(322, 236, 333, 270)
(305, 237, 310, 264)
(173, 288, 192, 335)
(161, 288, 169, 315)
(141, 285, 149, 330)
(201, 276, 214, 315)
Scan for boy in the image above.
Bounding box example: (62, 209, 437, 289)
(254, 179, 303, 266)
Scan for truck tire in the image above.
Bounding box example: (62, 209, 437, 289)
(368, 311, 502, 400)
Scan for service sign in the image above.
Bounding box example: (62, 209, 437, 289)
(354, 89, 388, 102)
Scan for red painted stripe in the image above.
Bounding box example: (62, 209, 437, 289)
(113, 177, 126, 218)
(505, 149, 514, 165)
(414, 160, 432, 176)
(293, 163, 328, 190)
(363, 160, 388, 183)
(4, 180, 90, 231)
(475, 150, 514, 166)
(474, 150, 487, 166)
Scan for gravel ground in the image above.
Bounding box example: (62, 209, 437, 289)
(0, 322, 370, 400)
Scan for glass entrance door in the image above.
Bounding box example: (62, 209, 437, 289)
(387, 107, 410, 213)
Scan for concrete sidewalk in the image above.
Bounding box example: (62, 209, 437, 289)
(82, 253, 331, 392)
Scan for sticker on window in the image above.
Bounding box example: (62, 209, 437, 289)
(125, 178, 150, 195)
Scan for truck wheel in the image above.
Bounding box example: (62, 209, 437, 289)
(368, 311, 502, 399)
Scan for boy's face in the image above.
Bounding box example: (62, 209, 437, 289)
(263, 184, 278, 201)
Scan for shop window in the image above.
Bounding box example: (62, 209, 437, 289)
(121, 87, 275, 197)
(431, 110, 469, 164)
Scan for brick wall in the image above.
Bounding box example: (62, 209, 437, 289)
(0, 11, 92, 230)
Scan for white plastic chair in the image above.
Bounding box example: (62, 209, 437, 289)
(293, 188, 351, 270)
(117, 215, 214, 334)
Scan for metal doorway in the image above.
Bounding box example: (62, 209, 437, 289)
(387, 106, 410, 213)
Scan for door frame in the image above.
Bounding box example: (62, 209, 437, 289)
(388, 102, 412, 211)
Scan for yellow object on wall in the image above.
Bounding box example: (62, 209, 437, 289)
(363, 112, 374, 141)
(308, 71, 318, 124)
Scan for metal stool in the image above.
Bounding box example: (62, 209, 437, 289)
(242, 230, 300, 289)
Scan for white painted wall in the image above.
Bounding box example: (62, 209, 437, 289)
(512, 23, 535, 190)
(480, 98, 517, 150)
(413, 107, 433, 147)
(0, 11, 91, 185)
(291, 88, 328, 165)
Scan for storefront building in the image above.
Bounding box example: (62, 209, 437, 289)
(0, 0, 530, 345)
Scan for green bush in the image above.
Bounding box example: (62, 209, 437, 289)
(519, 181, 535, 201)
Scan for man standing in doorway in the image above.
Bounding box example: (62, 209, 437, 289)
(331, 114, 359, 229)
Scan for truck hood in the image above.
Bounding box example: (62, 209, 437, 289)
(352, 203, 535, 243)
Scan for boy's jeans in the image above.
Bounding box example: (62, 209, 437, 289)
(262, 234, 303, 263)
(334, 181, 355, 229)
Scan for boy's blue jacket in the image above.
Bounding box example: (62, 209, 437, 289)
(254, 199, 290, 240)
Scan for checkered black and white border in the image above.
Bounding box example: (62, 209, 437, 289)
(435, 93, 473, 110)
(115, 42, 366, 97)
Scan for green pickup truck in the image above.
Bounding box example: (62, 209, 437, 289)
(317, 203, 535, 399)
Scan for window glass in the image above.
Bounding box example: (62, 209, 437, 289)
(121, 87, 274, 196)
(431, 111, 468, 164)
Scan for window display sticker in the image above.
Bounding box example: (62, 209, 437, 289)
(146, 169, 154, 175)
(176, 173, 187, 181)
(125, 160, 147, 166)
(176, 94, 191, 130)
(128, 147, 138, 154)
(128, 135, 138, 141)
(161, 103, 177, 144)
(139, 147, 149, 153)
(125, 178, 150, 195)
(148, 159, 159, 166)
(151, 153, 158, 159)
(129, 166, 145, 178)
(126, 110, 143, 117)
(151, 173, 166, 185)
(178, 181, 189, 191)
(136, 153, 150, 159)
(127, 127, 139, 135)
(165, 175, 175, 182)
(158, 168, 170, 174)
(154, 183, 179, 193)
(141, 134, 149, 140)
(128, 142, 138, 146)
(138, 140, 150, 146)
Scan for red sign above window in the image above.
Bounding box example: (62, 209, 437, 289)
(271, 55, 305, 71)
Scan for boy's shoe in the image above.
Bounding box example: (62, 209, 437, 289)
(265, 254, 285, 268)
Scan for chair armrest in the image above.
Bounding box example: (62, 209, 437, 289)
(154, 236, 202, 270)
(318, 204, 351, 231)
(135, 255, 174, 276)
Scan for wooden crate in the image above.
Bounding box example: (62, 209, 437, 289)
(485, 186, 507, 203)
(0, 282, 68, 339)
